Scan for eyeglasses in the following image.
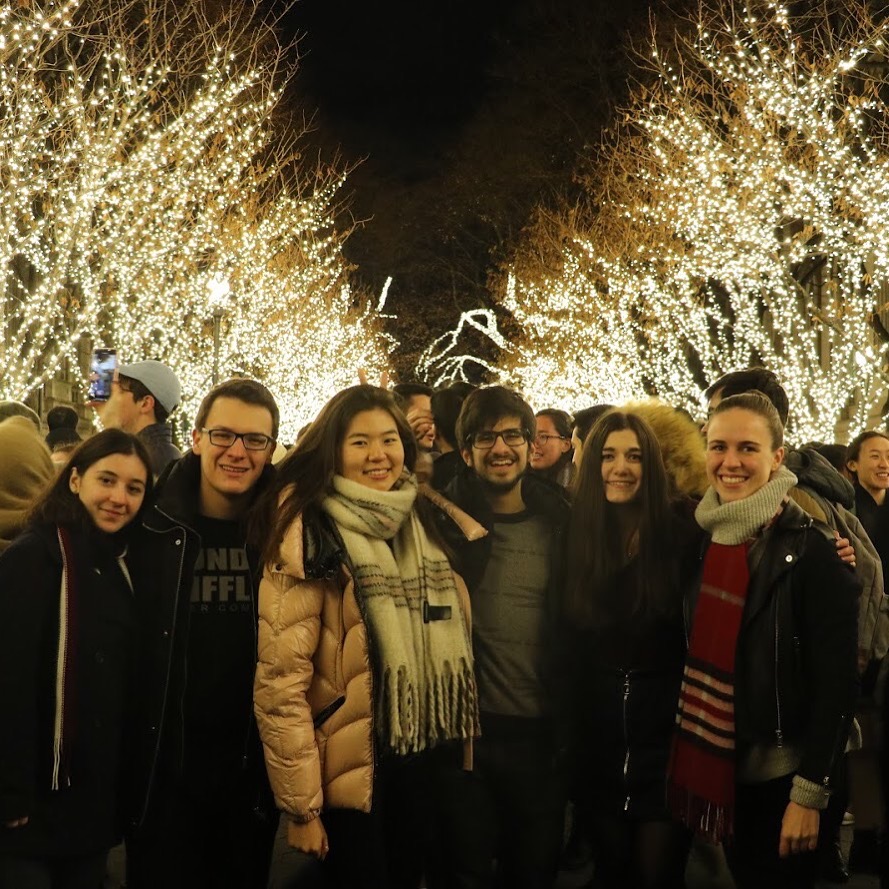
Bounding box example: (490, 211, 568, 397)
(201, 428, 273, 451)
(534, 433, 568, 446)
(470, 428, 529, 449)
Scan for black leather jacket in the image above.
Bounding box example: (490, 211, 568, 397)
(686, 499, 859, 789)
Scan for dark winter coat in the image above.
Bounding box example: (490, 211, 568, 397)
(571, 503, 702, 819)
(0, 523, 135, 857)
(137, 422, 181, 480)
(687, 499, 860, 791)
(126, 451, 274, 831)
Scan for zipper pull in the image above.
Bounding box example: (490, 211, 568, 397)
(775, 729, 784, 748)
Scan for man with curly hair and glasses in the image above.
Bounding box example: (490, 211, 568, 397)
(433, 385, 571, 889)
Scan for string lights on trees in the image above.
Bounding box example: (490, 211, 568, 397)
(0, 0, 392, 440)
(427, 1, 889, 440)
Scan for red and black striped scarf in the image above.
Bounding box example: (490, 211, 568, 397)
(669, 540, 750, 843)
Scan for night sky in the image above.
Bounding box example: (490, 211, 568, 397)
(277, 0, 666, 375)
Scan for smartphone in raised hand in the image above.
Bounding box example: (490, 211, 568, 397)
(88, 348, 117, 402)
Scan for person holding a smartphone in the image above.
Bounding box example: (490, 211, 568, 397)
(95, 359, 182, 478)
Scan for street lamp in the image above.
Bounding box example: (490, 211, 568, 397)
(208, 275, 230, 385)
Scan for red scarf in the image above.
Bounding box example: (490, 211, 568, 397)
(669, 541, 750, 843)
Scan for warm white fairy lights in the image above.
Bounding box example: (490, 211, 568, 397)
(427, 1, 889, 440)
(0, 0, 392, 441)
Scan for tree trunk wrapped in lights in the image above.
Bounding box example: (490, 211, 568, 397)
(0, 0, 392, 440)
(469, 1, 889, 440)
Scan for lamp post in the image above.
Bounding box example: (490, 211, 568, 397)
(208, 275, 230, 385)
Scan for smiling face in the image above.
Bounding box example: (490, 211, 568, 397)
(461, 414, 529, 495)
(531, 414, 570, 471)
(600, 428, 642, 504)
(706, 407, 784, 503)
(848, 433, 889, 503)
(339, 408, 406, 491)
(69, 452, 148, 533)
(192, 396, 274, 518)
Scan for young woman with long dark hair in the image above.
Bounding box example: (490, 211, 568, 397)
(566, 410, 699, 888)
(252, 385, 479, 889)
(0, 429, 153, 889)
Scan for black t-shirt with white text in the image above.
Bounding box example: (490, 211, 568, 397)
(183, 515, 255, 765)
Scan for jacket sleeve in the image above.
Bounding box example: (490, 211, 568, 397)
(795, 528, 860, 789)
(0, 534, 57, 822)
(253, 517, 326, 822)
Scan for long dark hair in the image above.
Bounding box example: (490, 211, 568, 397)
(255, 386, 439, 566)
(565, 410, 677, 627)
(28, 428, 154, 531)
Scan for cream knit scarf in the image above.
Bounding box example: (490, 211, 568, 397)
(322, 472, 479, 755)
(695, 465, 798, 544)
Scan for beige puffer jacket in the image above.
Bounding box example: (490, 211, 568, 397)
(254, 511, 473, 823)
(254, 513, 373, 822)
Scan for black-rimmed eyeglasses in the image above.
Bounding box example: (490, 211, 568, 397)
(533, 433, 568, 446)
(470, 428, 529, 449)
(201, 428, 273, 451)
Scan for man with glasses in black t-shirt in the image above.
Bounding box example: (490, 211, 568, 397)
(126, 378, 279, 889)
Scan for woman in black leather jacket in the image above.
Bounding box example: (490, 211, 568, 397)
(566, 410, 700, 889)
(673, 391, 858, 889)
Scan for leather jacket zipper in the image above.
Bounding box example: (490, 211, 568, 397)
(775, 602, 783, 747)
(622, 672, 631, 812)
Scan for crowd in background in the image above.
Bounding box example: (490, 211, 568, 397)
(0, 362, 883, 889)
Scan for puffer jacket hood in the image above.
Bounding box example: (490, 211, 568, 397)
(785, 447, 855, 510)
(624, 400, 708, 498)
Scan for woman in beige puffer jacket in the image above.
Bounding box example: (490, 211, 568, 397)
(253, 386, 478, 889)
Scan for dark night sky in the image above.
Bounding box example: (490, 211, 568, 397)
(274, 0, 664, 373)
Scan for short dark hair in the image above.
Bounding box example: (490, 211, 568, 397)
(194, 378, 280, 441)
(455, 386, 536, 451)
(46, 405, 79, 431)
(28, 429, 154, 530)
(446, 381, 476, 399)
(430, 387, 468, 450)
(572, 405, 614, 446)
(536, 408, 573, 439)
(705, 367, 789, 425)
(118, 373, 170, 425)
(847, 430, 889, 468)
(805, 442, 848, 475)
(392, 383, 434, 411)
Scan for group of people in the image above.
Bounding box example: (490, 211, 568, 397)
(0, 363, 879, 889)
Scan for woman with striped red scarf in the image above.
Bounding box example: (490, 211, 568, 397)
(670, 391, 859, 888)
(0, 429, 153, 889)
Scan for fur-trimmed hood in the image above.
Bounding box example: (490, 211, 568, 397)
(623, 400, 708, 499)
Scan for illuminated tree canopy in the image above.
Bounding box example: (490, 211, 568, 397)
(429, 1, 889, 440)
(0, 0, 392, 440)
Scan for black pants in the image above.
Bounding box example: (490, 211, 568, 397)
(321, 752, 437, 889)
(0, 850, 107, 889)
(432, 723, 567, 889)
(126, 774, 277, 889)
(582, 810, 691, 889)
(726, 772, 846, 889)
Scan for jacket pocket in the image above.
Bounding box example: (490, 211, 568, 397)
(313, 695, 346, 729)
